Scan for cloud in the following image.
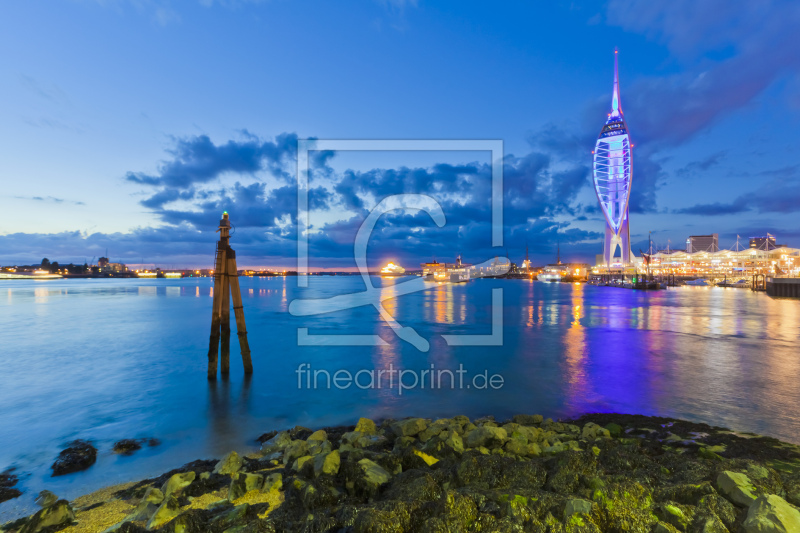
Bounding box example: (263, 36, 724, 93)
(675, 165, 800, 215)
(675, 150, 727, 178)
(607, 1, 800, 145)
(13, 195, 85, 206)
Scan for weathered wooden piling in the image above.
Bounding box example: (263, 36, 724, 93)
(207, 212, 252, 379)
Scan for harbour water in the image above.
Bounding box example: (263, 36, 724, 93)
(1, 276, 799, 518)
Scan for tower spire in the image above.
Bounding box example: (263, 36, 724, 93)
(611, 48, 621, 117)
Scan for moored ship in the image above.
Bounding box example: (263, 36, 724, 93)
(380, 262, 406, 278)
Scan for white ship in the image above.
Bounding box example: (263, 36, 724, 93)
(421, 255, 471, 283)
(0, 269, 62, 280)
(380, 262, 406, 278)
(537, 270, 562, 283)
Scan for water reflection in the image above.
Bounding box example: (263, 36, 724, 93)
(563, 284, 590, 402)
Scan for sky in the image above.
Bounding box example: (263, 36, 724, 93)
(1, 0, 800, 269)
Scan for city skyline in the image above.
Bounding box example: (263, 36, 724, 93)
(2, 1, 800, 269)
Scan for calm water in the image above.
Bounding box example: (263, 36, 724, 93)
(1, 276, 799, 518)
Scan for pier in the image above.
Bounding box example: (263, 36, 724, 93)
(766, 277, 800, 298)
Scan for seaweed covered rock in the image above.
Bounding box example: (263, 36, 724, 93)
(742, 494, 800, 532)
(0, 473, 22, 504)
(161, 471, 195, 498)
(19, 500, 75, 533)
(716, 470, 758, 507)
(51, 440, 97, 476)
(213, 451, 243, 475)
(228, 472, 264, 501)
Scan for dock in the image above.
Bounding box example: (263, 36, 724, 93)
(766, 277, 800, 298)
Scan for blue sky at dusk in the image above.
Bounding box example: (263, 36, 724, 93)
(2, 0, 799, 269)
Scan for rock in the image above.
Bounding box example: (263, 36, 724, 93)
(282, 440, 309, 465)
(451, 415, 471, 426)
(228, 472, 264, 501)
(357, 458, 392, 495)
(391, 418, 428, 437)
(658, 502, 693, 530)
(443, 430, 465, 454)
(697, 492, 738, 531)
(0, 473, 22, 504)
(264, 472, 283, 491)
(34, 490, 58, 508)
(582, 422, 611, 439)
(291, 455, 314, 474)
(564, 498, 593, 519)
(341, 430, 386, 449)
(112, 439, 143, 455)
(354, 418, 377, 435)
(128, 487, 164, 521)
(210, 503, 250, 530)
(392, 436, 415, 454)
(504, 439, 528, 456)
(307, 429, 327, 441)
(743, 494, 800, 533)
(307, 437, 332, 456)
(654, 523, 680, 533)
(692, 513, 730, 533)
(260, 430, 292, 455)
(419, 419, 452, 442)
(213, 451, 243, 475)
(51, 440, 97, 476)
(512, 414, 543, 425)
(19, 500, 75, 533)
(314, 450, 341, 477)
(464, 426, 507, 449)
(146, 495, 180, 530)
(161, 471, 196, 498)
(716, 470, 758, 507)
(413, 449, 438, 466)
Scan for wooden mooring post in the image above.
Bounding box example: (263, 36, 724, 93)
(207, 212, 253, 379)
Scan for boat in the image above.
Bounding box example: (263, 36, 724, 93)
(380, 262, 406, 278)
(685, 279, 709, 286)
(420, 255, 471, 283)
(717, 279, 749, 288)
(537, 270, 562, 283)
(0, 270, 62, 280)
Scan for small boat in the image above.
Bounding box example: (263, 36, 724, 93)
(717, 279, 749, 288)
(685, 279, 708, 286)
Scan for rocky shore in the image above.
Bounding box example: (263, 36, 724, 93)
(3, 413, 800, 532)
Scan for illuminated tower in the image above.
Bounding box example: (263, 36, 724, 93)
(593, 49, 632, 266)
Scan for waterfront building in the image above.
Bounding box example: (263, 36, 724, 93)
(593, 49, 633, 266)
(750, 235, 785, 251)
(686, 234, 719, 253)
(637, 247, 800, 278)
